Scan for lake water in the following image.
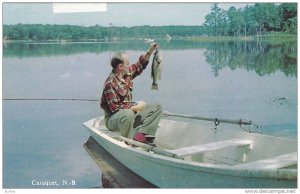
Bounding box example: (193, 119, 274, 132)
(2, 39, 297, 188)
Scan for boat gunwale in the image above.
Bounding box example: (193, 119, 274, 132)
(83, 117, 297, 181)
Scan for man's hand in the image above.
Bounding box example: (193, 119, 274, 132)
(148, 42, 159, 54)
(131, 100, 146, 112)
(144, 43, 158, 61)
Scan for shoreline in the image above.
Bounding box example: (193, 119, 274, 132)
(3, 33, 296, 43)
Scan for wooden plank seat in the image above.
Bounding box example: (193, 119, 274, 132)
(167, 139, 253, 157)
(233, 152, 297, 169)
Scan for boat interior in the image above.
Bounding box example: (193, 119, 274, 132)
(154, 119, 297, 169)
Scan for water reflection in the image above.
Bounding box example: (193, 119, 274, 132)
(205, 40, 297, 77)
(84, 137, 156, 188)
(4, 39, 297, 77)
(3, 40, 207, 58)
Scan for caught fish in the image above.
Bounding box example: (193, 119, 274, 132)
(151, 49, 163, 90)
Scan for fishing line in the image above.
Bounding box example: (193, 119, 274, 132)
(3, 98, 99, 102)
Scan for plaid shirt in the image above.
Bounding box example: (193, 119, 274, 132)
(100, 55, 149, 116)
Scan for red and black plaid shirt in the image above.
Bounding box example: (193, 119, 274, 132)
(100, 55, 149, 116)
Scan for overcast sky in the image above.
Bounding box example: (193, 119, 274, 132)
(3, 2, 252, 27)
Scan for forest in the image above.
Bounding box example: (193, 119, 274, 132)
(204, 3, 297, 36)
(3, 3, 297, 41)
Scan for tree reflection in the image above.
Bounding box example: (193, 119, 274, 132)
(204, 40, 297, 77)
(3, 39, 297, 77)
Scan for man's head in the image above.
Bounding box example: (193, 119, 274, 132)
(111, 52, 129, 76)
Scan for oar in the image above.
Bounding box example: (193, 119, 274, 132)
(118, 136, 184, 160)
(163, 111, 252, 126)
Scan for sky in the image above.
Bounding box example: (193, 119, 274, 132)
(3, 2, 252, 27)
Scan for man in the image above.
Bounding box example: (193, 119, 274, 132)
(100, 43, 163, 144)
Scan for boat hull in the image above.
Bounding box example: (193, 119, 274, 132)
(85, 119, 296, 188)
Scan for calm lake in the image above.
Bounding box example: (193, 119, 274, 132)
(2, 39, 297, 188)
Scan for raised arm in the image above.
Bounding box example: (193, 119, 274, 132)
(143, 42, 159, 61)
(129, 43, 159, 79)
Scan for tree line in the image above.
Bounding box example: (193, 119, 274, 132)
(3, 3, 297, 41)
(3, 24, 205, 41)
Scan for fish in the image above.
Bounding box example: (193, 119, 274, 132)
(151, 49, 163, 90)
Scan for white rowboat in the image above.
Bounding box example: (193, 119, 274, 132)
(83, 116, 297, 188)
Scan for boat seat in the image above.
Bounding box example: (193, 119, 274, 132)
(167, 139, 253, 157)
(233, 152, 297, 169)
(96, 126, 120, 138)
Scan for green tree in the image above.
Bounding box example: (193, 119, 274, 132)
(278, 3, 297, 33)
(204, 3, 223, 36)
(227, 7, 245, 36)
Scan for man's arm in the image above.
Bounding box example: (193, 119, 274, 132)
(144, 42, 158, 61)
(129, 43, 159, 79)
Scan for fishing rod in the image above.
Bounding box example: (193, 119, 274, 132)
(163, 111, 253, 126)
(4, 98, 254, 126)
(4, 98, 259, 132)
(3, 98, 99, 102)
